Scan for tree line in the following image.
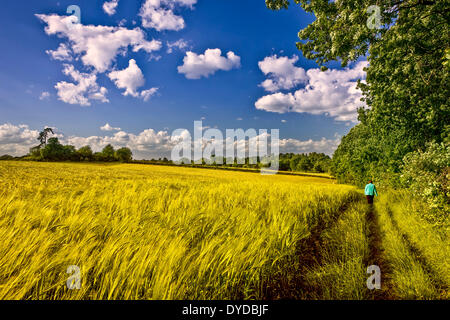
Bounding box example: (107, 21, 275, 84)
(133, 152, 331, 174)
(22, 128, 133, 162)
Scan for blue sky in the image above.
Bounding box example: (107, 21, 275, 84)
(0, 0, 367, 159)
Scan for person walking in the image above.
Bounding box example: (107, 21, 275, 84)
(365, 180, 378, 204)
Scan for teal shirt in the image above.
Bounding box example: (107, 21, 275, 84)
(365, 183, 378, 196)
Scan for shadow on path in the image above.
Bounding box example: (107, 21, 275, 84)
(365, 203, 394, 300)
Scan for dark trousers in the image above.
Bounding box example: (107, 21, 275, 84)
(366, 195, 374, 204)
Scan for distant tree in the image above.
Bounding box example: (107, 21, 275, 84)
(102, 144, 116, 162)
(297, 157, 312, 172)
(279, 158, 290, 171)
(0, 154, 14, 160)
(313, 162, 324, 173)
(38, 128, 54, 147)
(40, 137, 65, 161)
(115, 147, 133, 162)
(29, 146, 42, 159)
(62, 145, 77, 161)
(77, 146, 93, 161)
(93, 152, 105, 162)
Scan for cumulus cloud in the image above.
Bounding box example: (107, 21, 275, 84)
(279, 136, 341, 156)
(258, 55, 307, 92)
(0, 124, 40, 156)
(255, 61, 368, 122)
(55, 64, 109, 106)
(0, 123, 177, 159)
(100, 123, 121, 131)
(103, 0, 119, 16)
(139, 0, 197, 31)
(178, 49, 241, 79)
(254, 92, 296, 113)
(36, 14, 162, 73)
(108, 59, 158, 100)
(46, 43, 73, 61)
(108, 59, 145, 97)
(186, 131, 341, 158)
(65, 129, 178, 159)
(0, 123, 341, 158)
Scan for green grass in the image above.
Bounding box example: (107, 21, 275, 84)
(377, 193, 447, 299)
(300, 200, 370, 299)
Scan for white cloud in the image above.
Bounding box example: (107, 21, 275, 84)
(108, 59, 158, 101)
(0, 124, 40, 156)
(65, 128, 177, 159)
(46, 43, 73, 61)
(279, 136, 341, 156)
(178, 49, 241, 79)
(140, 87, 159, 101)
(255, 92, 295, 113)
(139, 0, 197, 31)
(0, 123, 177, 159)
(39, 92, 51, 100)
(0, 123, 341, 159)
(255, 61, 368, 122)
(193, 131, 341, 158)
(55, 64, 109, 106)
(258, 55, 307, 92)
(108, 59, 145, 97)
(36, 14, 162, 73)
(100, 123, 121, 131)
(167, 39, 189, 53)
(103, 0, 119, 16)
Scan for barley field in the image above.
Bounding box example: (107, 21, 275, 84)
(0, 161, 447, 300)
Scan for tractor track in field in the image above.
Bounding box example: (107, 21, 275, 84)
(262, 198, 354, 299)
(365, 204, 395, 300)
(385, 206, 448, 296)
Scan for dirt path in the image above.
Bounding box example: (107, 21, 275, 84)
(262, 199, 353, 299)
(365, 204, 394, 299)
(264, 196, 447, 300)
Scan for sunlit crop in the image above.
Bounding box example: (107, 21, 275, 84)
(0, 161, 357, 299)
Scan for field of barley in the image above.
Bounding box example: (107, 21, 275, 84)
(0, 161, 448, 300)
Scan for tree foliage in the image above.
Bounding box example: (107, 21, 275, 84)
(37, 127, 54, 147)
(115, 147, 133, 162)
(101, 144, 116, 162)
(279, 152, 331, 173)
(267, 0, 449, 187)
(25, 129, 133, 163)
(400, 142, 449, 224)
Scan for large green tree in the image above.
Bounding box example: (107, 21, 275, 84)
(266, 0, 449, 184)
